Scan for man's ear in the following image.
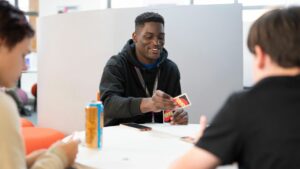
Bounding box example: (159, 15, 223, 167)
(132, 32, 137, 43)
(254, 45, 266, 69)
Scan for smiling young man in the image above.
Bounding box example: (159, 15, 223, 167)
(169, 6, 300, 169)
(100, 12, 188, 126)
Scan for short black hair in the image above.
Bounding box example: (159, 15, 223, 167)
(247, 6, 300, 67)
(0, 0, 34, 49)
(135, 12, 164, 31)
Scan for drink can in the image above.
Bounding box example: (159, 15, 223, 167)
(85, 101, 103, 149)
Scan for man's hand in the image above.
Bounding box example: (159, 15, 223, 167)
(140, 90, 176, 113)
(171, 108, 188, 125)
(152, 90, 177, 112)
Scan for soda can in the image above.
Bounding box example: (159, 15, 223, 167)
(85, 101, 103, 149)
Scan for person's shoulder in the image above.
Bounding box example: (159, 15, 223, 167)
(164, 58, 178, 68)
(107, 50, 131, 66)
(223, 89, 261, 119)
(106, 54, 122, 66)
(224, 90, 251, 110)
(0, 91, 17, 111)
(229, 90, 248, 100)
(0, 91, 19, 124)
(162, 58, 180, 73)
(0, 92, 23, 169)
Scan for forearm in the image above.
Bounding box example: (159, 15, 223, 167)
(140, 98, 155, 113)
(26, 157, 34, 168)
(30, 147, 68, 169)
(104, 95, 143, 118)
(26, 150, 46, 168)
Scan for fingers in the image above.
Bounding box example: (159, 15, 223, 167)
(153, 100, 176, 110)
(155, 90, 172, 99)
(172, 108, 183, 118)
(63, 140, 79, 167)
(50, 139, 80, 167)
(195, 115, 207, 142)
(151, 91, 191, 125)
(152, 90, 177, 111)
(171, 109, 188, 125)
(199, 115, 207, 130)
(199, 115, 207, 135)
(68, 139, 81, 145)
(67, 132, 82, 144)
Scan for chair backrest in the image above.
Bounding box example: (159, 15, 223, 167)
(31, 83, 37, 97)
(97, 91, 100, 102)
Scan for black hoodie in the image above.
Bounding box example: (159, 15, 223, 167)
(100, 39, 181, 126)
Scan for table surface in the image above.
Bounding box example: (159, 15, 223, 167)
(70, 123, 237, 169)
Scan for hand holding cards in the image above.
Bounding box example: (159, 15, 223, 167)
(163, 93, 191, 123)
(173, 93, 192, 109)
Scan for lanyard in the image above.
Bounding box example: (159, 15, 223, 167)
(134, 66, 160, 122)
(134, 67, 160, 97)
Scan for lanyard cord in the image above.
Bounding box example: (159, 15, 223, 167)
(134, 67, 160, 122)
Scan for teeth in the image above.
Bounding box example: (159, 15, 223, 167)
(152, 49, 158, 51)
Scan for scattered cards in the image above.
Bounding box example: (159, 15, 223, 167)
(180, 136, 195, 144)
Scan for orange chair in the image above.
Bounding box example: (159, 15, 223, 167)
(22, 127, 65, 154)
(20, 84, 71, 154)
(31, 83, 37, 97)
(20, 118, 65, 154)
(20, 118, 34, 127)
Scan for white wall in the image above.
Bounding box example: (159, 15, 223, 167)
(21, 72, 37, 98)
(7, 0, 14, 6)
(242, 9, 268, 87)
(243, 21, 254, 87)
(39, 0, 107, 17)
(38, 4, 243, 133)
(20, 53, 38, 98)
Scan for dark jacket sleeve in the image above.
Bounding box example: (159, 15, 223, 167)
(100, 64, 142, 119)
(168, 63, 182, 97)
(173, 68, 182, 97)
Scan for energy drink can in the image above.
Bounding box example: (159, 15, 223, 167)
(85, 101, 103, 149)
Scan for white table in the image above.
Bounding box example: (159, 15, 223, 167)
(71, 124, 237, 169)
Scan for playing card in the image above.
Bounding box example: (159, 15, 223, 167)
(173, 93, 192, 109)
(163, 109, 174, 122)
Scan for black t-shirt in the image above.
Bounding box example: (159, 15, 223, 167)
(196, 75, 300, 169)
